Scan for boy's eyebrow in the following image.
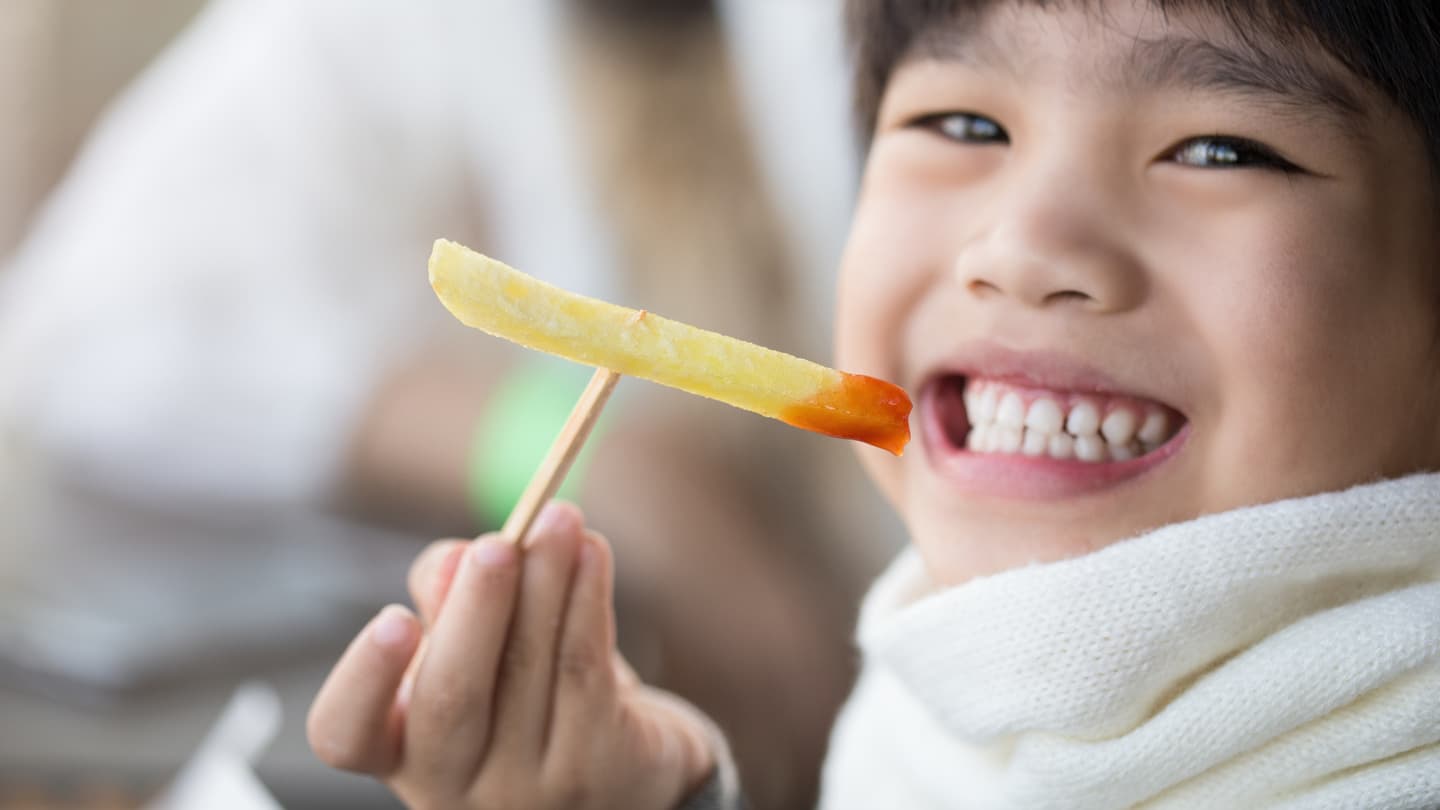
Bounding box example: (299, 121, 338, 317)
(1125, 36, 1368, 130)
(918, 24, 1370, 135)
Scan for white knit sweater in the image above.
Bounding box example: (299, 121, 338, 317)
(820, 474, 1440, 809)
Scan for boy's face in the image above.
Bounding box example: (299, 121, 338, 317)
(837, 0, 1440, 586)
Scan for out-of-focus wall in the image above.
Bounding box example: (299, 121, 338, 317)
(0, 0, 204, 259)
(0, 0, 207, 640)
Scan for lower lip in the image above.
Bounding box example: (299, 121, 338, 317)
(920, 394, 1189, 500)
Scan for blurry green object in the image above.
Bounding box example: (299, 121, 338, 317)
(469, 358, 603, 528)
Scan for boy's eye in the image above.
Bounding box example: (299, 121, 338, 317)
(916, 112, 1010, 144)
(1168, 136, 1300, 172)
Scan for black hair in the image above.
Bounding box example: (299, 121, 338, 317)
(845, 0, 1440, 173)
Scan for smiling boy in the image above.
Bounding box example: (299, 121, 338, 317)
(308, 1, 1440, 807)
(843, 0, 1440, 585)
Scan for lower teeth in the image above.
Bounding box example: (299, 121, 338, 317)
(967, 427, 1155, 463)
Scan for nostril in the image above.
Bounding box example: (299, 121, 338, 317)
(966, 278, 1003, 298)
(1042, 289, 1094, 306)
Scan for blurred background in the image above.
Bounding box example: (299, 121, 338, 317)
(0, 1, 903, 809)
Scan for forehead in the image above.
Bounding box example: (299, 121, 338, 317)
(903, 0, 1371, 130)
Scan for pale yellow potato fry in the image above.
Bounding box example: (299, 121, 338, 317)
(428, 239, 910, 453)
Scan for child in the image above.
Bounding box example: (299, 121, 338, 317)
(307, 0, 1440, 807)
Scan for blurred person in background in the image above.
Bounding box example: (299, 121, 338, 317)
(0, 0, 895, 807)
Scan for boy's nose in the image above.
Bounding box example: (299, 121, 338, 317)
(952, 178, 1145, 314)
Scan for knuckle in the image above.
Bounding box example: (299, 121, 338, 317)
(544, 753, 615, 810)
(501, 636, 538, 675)
(305, 708, 365, 772)
(308, 729, 376, 773)
(467, 778, 526, 810)
(473, 559, 519, 590)
(410, 682, 477, 728)
(556, 642, 606, 691)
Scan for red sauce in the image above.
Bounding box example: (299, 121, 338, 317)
(779, 373, 912, 454)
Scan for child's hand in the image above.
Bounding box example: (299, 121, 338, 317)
(307, 502, 719, 810)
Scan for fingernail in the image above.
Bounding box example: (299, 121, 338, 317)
(371, 605, 413, 649)
(470, 537, 516, 567)
(532, 501, 579, 537)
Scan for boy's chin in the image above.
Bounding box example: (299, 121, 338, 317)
(913, 518, 1155, 587)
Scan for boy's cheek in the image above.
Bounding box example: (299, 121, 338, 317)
(835, 263, 919, 505)
(835, 209, 941, 364)
(1207, 335, 1438, 509)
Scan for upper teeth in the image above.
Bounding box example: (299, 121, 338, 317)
(962, 381, 1175, 463)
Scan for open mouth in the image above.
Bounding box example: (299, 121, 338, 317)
(926, 374, 1187, 464)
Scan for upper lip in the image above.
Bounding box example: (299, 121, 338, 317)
(918, 341, 1182, 409)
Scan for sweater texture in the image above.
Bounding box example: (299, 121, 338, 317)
(821, 473, 1440, 808)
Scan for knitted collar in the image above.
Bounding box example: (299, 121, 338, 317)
(825, 473, 1440, 808)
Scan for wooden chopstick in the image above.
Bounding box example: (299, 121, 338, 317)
(500, 367, 621, 545)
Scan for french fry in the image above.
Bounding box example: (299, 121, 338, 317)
(429, 239, 910, 454)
